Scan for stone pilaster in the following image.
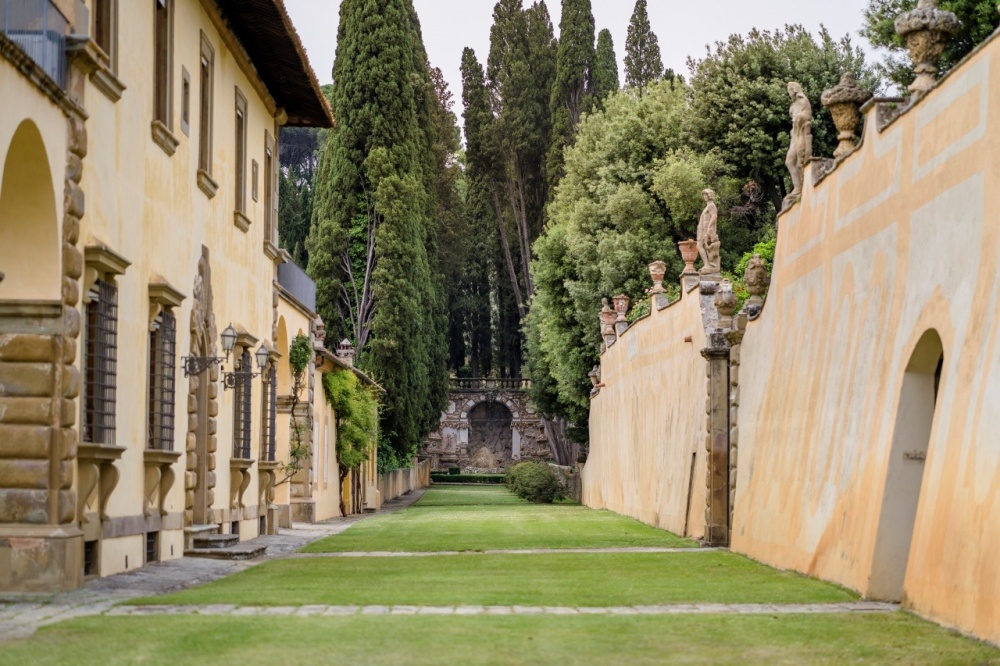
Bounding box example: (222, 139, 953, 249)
(725, 315, 747, 535)
(701, 333, 731, 547)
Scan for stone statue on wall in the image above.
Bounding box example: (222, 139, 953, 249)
(697, 189, 721, 276)
(783, 82, 813, 210)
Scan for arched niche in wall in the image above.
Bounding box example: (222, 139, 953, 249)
(467, 401, 514, 466)
(0, 120, 59, 301)
(868, 329, 944, 602)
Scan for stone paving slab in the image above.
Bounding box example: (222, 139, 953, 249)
(289, 546, 717, 558)
(0, 490, 426, 643)
(95, 602, 900, 617)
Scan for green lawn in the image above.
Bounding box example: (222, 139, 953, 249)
(3, 614, 998, 666)
(4, 484, 999, 664)
(303, 485, 696, 552)
(135, 551, 857, 607)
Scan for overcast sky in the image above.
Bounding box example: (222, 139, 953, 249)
(284, 0, 875, 106)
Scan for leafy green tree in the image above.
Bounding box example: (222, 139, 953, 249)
(528, 82, 742, 434)
(686, 25, 874, 213)
(322, 370, 377, 517)
(624, 0, 664, 89)
(862, 0, 998, 91)
(547, 0, 595, 187)
(307, 0, 447, 458)
(590, 28, 620, 103)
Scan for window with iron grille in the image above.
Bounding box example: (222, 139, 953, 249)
(233, 350, 252, 459)
(147, 311, 177, 450)
(260, 364, 276, 462)
(84, 279, 118, 445)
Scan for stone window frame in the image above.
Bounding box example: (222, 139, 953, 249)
(263, 131, 279, 258)
(197, 31, 216, 194)
(93, 0, 118, 70)
(252, 159, 259, 203)
(259, 362, 277, 462)
(151, 0, 178, 156)
(81, 245, 131, 447)
(180, 66, 191, 137)
(233, 87, 250, 231)
(147, 282, 185, 451)
(232, 328, 259, 460)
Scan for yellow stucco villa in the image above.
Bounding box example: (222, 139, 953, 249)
(0, 0, 408, 593)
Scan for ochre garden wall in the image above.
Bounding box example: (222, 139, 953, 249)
(733, 36, 1000, 644)
(583, 287, 711, 540)
(585, 29, 1000, 646)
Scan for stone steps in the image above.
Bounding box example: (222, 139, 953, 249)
(192, 533, 240, 549)
(184, 543, 268, 561)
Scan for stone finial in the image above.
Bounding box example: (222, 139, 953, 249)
(647, 260, 667, 294)
(335, 338, 355, 367)
(821, 73, 873, 158)
(783, 82, 814, 210)
(697, 190, 721, 276)
(714, 280, 739, 330)
(312, 316, 327, 347)
(895, 0, 961, 96)
(743, 253, 770, 316)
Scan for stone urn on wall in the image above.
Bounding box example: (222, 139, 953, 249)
(612, 294, 630, 336)
(599, 298, 618, 347)
(714, 280, 739, 330)
(612, 294, 630, 321)
(647, 260, 667, 294)
(677, 240, 699, 275)
(821, 73, 873, 158)
(894, 0, 961, 97)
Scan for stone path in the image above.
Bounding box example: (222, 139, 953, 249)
(103, 601, 898, 617)
(0, 490, 426, 642)
(290, 546, 718, 558)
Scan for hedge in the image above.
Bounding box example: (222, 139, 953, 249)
(430, 474, 505, 485)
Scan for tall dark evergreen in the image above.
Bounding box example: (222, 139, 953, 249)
(483, 0, 555, 320)
(624, 0, 664, 89)
(590, 29, 619, 104)
(307, 0, 448, 459)
(457, 49, 500, 378)
(547, 0, 595, 187)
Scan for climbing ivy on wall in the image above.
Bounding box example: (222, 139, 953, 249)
(322, 369, 378, 516)
(279, 334, 314, 485)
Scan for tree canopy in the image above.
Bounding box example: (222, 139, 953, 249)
(686, 25, 873, 213)
(527, 82, 743, 433)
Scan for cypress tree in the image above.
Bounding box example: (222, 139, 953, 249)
(547, 0, 595, 187)
(590, 28, 619, 104)
(624, 0, 664, 89)
(460, 48, 499, 377)
(307, 0, 447, 458)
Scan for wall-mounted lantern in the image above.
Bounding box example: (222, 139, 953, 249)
(223, 342, 270, 390)
(182, 323, 238, 377)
